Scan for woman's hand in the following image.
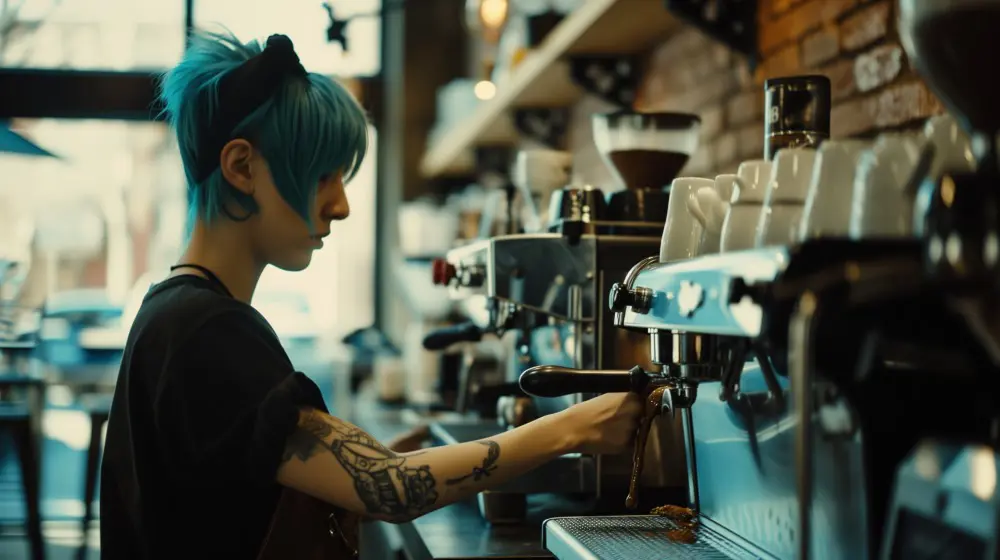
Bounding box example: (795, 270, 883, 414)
(386, 424, 431, 453)
(559, 392, 643, 455)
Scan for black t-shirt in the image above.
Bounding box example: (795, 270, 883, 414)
(100, 274, 328, 559)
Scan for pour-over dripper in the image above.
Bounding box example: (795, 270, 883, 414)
(593, 111, 701, 190)
(900, 0, 1000, 169)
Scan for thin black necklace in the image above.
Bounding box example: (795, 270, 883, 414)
(169, 263, 234, 298)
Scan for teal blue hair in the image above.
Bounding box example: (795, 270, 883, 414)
(158, 30, 368, 229)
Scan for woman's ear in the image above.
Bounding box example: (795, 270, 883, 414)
(219, 139, 256, 195)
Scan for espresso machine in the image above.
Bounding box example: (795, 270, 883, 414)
(430, 111, 703, 520)
(522, 244, 847, 558)
(515, 2, 1000, 558)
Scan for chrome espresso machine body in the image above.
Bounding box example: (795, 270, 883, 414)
(526, 241, 936, 560)
(438, 192, 689, 507)
(529, 242, 1000, 560)
(433, 112, 706, 513)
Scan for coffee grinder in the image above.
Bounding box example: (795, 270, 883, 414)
(594, 111, 700, 232)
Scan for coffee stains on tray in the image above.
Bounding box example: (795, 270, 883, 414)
(650, 504, 696, 524)
(652, 504, 699, 545)
(626, 385, 669, 509)
(665, 527, 698, 544)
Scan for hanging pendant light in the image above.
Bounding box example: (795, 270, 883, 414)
(466, 0, 509, 43)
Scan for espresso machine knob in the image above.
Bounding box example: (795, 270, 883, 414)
(431, 258, 456, 286)
(609, 282, 653, 313)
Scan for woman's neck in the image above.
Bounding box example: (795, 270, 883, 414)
(172, 219, 265, 303)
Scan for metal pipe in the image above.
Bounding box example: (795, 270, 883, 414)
(613, 255, 659, 324)
(681, 407, 699, 511)
(790, 291, 819, 560)
(455, 346, 476, 414)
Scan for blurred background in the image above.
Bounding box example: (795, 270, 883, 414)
(0, 0, 949, 557)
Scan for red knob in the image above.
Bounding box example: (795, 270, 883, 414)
(431, 259, 456, 286)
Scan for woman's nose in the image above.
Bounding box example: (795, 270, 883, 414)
(323, 194, 350, 221)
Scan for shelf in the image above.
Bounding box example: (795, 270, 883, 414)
(420, 0, 681, 179)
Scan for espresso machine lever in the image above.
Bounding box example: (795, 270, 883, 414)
(421, 322, 484, 351)
(518, 364, 658, 397)
(520, 363, 689, 509)
(518, 363, 695, 419)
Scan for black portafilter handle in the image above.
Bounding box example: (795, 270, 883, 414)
(518, 365, 652, 397)
(422, 322, 484, 351)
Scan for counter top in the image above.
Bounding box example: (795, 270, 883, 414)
(349, 390, 593, 558)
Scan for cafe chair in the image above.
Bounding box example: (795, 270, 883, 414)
(79, 393, 112, 539)
(0, 379, 46, 560)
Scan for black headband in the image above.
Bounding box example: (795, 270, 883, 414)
(193, 34, 308, 183)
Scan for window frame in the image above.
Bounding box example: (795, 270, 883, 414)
(0, 1, 385, 335)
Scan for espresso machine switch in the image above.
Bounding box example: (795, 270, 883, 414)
(609, 282, 653, 314)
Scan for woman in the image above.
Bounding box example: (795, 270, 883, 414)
(100, 31, 643, 559)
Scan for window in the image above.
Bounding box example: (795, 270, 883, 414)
(0, 0, 382, 76)
(194, 0, 382, 77)
(3, 119, 378, 342)
(0, 0, 186, 70)
(0, 119, 177, 306)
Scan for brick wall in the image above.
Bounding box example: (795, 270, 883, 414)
(572, 0, 944, 184)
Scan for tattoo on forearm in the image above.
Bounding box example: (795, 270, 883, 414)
(446, 441, 500, 485)
(284, 410, 439, 521)
(282, 413, 334, 462)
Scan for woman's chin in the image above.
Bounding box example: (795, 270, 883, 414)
(271, 251, 313, 272)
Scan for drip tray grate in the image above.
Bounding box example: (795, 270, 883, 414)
(543, 515, 764, 560)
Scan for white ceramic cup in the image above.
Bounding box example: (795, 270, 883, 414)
(720, 206, 761, 252)
(799, 140, 871, 240)
(732, 160, 773, 204)
(755, 148, 818, 247)
(720, 161, 773, 252)
(688, 174, 736, 255)
(660, 177, 714, 262)
(688, 188, 725, 255)
(850, 133, 929, 238)
(713, 173, 738, 205)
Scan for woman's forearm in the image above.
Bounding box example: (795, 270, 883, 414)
(392, 412, 577, 518)
(277, 408, 580, 523)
